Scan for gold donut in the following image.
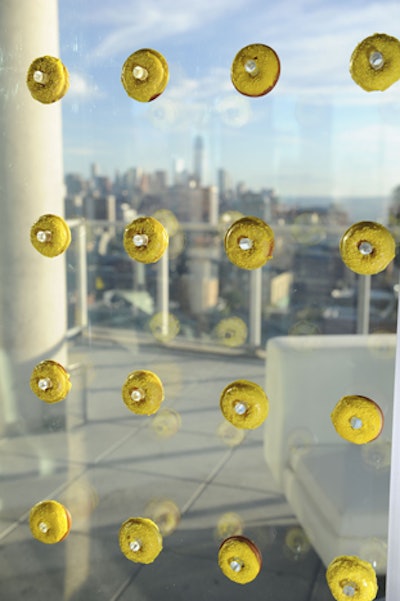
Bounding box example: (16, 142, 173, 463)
(231, 43, 280, 97)
(350, 33, 400, 91)
(26, 56, 69, 104)
(119, 517, 163, 564)
(122, 369, 164, 415)
(30, 500, 71, 544)
(331, 395, 383, 445)
(218, 536, 262, 584)
(220, 379, 269, 429)
(121, 49, 169, 102)
(30, 360, 71, 404)
(224, 216, 274, 269)
(123, 216, 168, 263)
(326, 555, 378, 601)
(339, 221, 395, 275)
(31, 214, 71, 257)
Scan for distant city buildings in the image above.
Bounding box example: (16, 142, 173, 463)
(64, 150, 399, 339)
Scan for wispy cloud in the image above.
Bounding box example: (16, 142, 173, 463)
(82, 0, 248, 59)
(67, 72, 103, 99)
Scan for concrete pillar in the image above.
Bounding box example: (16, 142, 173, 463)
(0, 0, 67, 433)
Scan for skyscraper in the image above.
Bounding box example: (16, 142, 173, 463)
(193, 135, 204, 185)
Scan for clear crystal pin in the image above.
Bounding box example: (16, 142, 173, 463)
(369, 51, 384, 70)
(230, 559, 243, 572)
(358, 241, 373, 255)
(133, 234, 148, 247)
(130, 388, 143, 402)
(36, 230, 52, 243)
(239, 237, 253, 251)
(38, 377, 52, 391)
(39, 521, 49, 533)
(133, 66, 148, 81)
(130, 540, 141, 552)
(234, 401, 247, 416)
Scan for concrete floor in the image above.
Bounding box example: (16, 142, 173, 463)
(0, 331, 386, 599)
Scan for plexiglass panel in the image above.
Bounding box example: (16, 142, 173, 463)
(1, 1, 399, 599)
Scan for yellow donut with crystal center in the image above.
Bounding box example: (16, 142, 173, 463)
(122, 369, 164, 415)
(119, 517, 163, 563)
(350, 33, 400, 91)
(218, 536, 262, 584)
(220, 379, 269, 429)
(31, 214, 71, 257)
(331, 395, 383, 445)
(326, 555, 378, 601)
(225, 216, 274, 269)
(123, 216, 168, 263)
(26, 56, 69, 103)
(339, 221, 395, 275)
(30, 500, 71, 544)
(121, 49, 169, 102)
(30, 360, 71, 403)
(231, 43, 280, 97)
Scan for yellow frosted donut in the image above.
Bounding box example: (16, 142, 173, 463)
(31, 214, 71, 257)
(30, 500, 71, 544)
(121, 49, 169, 102)
(350, 33, 400, 91)
(224, 216, 274, 270)
(339, 221, 395, 275)
(119, 517, 163, 564)
(220, 379, 269, 429)
(326, 555, 378, 601)
(331, 395, 383, 445)
(218, 536, 262, 584)
(30, 360, 71, 404)
(26, 56, 69, 103)
(123, 216, 168, 263)
(122, 369, 164, 415)
(231, 43, 280, 97)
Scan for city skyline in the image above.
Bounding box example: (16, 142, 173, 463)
(59, 0, 400, 198)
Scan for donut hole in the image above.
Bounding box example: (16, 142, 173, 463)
(129, 539, 142, 552)
(369, 51, 384, 70)
(229, 557, 244, 572)
(133, 65, 148, 81)
(350, 416, 363, 430)
(233, 400, 248, 416)
(36, 229, 52, 243)
(238, 236, 253, 251)
(340, 580, 358, 597)
(133, 233, 149, 247)
(357, 240, 374, 256)
(244, 59, 258, 76)
(130, 387, 145, 403)
(33, 70, 48, 84)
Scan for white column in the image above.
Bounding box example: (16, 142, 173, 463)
(0, 0, 67, 433)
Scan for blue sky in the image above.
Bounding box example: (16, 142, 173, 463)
(59, 0, 400, 199)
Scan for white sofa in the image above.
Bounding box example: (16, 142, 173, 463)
(264, 334, 396, 574)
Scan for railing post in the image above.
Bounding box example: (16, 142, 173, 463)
(157, 248, 169, 337)
(249, 268, 262, 348)
(356, 274, 371, 334)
